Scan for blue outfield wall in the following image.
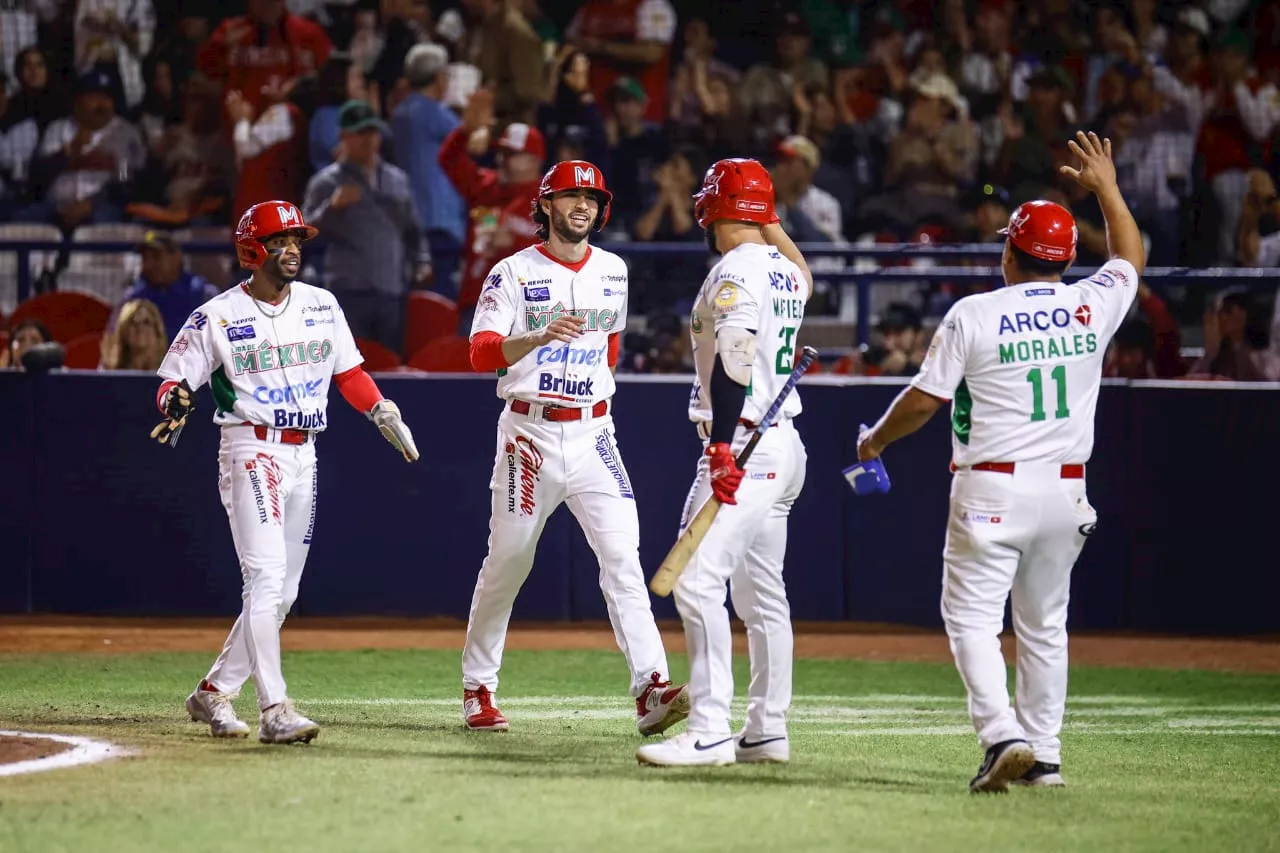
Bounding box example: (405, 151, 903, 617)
(0, 371, 1276, 635)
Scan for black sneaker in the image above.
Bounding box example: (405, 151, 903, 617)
(969, 739, 1036, 794)
(1012, 761, 1066, 788)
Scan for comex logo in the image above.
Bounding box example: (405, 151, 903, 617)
(535, 343, 607, 366)
(253, 379, 324, 404)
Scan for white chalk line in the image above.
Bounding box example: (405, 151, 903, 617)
(0, 730, 129, 778)
(298, 695, 1280, 737)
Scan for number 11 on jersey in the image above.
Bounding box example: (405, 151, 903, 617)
(1027, 364, 1070, 422)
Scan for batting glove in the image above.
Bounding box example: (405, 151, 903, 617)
(151, 380, 195, 445)
(706, 442, 744, 505)
(369, 399, 419, 462)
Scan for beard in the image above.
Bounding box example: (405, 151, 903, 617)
(264, 251, 300, 284)
(550, 207, 593, 244)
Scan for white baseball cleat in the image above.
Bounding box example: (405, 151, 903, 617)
(185, 681, 250, 738)
(636, 731, 736, 767)
(636, 673, 691, 737)
(258, 701, 320, 744)
(735, 732, 789, 764)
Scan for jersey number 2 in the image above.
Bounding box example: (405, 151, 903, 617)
(775, 326, 797, 375)
(1027, 365, 1070, 421)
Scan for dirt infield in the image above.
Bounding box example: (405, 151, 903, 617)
(0, 735, 73, 766)
(1, 616, 1277, 673)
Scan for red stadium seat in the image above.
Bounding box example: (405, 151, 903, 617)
(355, 337, 403, 371)
(408, 335, 472, 372)
(403, 291, 458, 361)
(63, 332, 103, 369)
(10, 292, 113, 343)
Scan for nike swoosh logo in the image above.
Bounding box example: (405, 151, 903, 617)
(738, 736, 786, 749)
(694, 737, 734, 751)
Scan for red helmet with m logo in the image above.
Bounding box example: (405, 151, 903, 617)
(234, 201, 319, 269)
(535, 160, 613, 230)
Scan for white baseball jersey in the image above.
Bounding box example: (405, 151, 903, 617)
(911, 258, 1140, 465)
(158, 281, 364, 431)
(688, 242, 809, 426)
(471, 244, 627, 406)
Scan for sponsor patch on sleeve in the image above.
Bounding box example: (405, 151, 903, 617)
(713, 282, 739, 309)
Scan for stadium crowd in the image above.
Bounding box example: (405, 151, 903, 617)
(0, 0, 1277, 381)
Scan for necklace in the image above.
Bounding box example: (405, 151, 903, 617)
(252, 286, 292, 318)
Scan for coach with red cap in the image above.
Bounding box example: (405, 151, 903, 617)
(857, 131, 1146, 793)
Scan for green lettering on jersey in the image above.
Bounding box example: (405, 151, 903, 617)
(996, 333, 1097, 364)
(999, 343, 1016, 364)
(952, 379, 973, 446)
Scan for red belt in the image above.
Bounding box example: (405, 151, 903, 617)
(697, 417, 764, 439)
(247, 423, 309, 445)
(510, 399, 609, 422)
(951, 461, 1084, 479)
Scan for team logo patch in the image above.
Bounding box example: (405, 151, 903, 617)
(1093, 272, 1116, 288)
(484, 273, 503, 291)
(595, 433, 634, 499)
(524, 286, 551, 301)
(182, 311, 207, 331)
(479, 294, 499, 314)
(691, 312, 703, 334)
(1074, 305, 1092, 326)
(168, 335, 189, 355)
(714, 282, 739, 310)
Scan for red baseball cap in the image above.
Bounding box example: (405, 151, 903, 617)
(497, 123, 546, 160)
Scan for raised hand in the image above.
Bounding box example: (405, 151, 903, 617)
(1058, 130, 1118, 195)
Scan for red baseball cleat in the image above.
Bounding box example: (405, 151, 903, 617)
(636, 672, 691, 736)
(463, 685, 510, 731)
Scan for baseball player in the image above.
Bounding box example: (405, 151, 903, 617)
(857, 132, 1145, 792)
(154, 200, 419, 744)
(462, 159, 689, 735)
(637, 158, 813, 767)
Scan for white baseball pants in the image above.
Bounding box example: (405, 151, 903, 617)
(941, 463, 1097, 765)
(674, 419, 807, 738)
(462, 405, 670, 697)
(203, 427, 317, 710)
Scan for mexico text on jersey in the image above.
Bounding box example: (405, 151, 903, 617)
(472, 244, 628, 407)
(688, 243, 809, 427)
(158, 282, 365, 431)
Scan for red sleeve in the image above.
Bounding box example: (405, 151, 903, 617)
(470, 331, 510, 371)
(334, 366, 384, 414)
(439, 127, 503, 206)
(1140, 289, 1185, 378)
(607, 332, 620, 368)
(307, 22, 333, 69)
(156, 379, 179, 414)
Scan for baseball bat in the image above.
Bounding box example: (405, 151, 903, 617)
(649, 346, 818, 597)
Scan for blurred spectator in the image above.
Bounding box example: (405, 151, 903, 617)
(1108, 73, 1188, 265)
(0, 71, 41, 215)
(8, 47, 67, 133)
(0, 317, 51, 370)
(438, 88, 543, 328)
(369, 0, 435, 104)
(100, 297, 165, 371)
(958, 0, 1014, 120)
(862, 72, 975, 234)
(1187, 290, 1270, 381)
(228, 74, 316, 221)
(1238, 168, 1280, 265)
(538, 48, 610, 172)
(739, 11, 828, 146)
(605, 77, 666, 231)
(28, 69, 145, 230)
(964, 184, 1011, 242)
(148, 11, 214, 90)
(1196, 30, 1280, 265)
(668, 52, 749, 163)
(135, 54, 180, 151)
(873, 301, 928, 377)
(457, 0, 544, 127)
(196, 0, 332, 115)
(566, 0, 678, 124)
(74, 0, 156, 111)
(791, 81, 858, 209)
(433, 10, 484, 117)
(393, 43, 465, 300)
(630, 145, 704, 313)
(127, 81, 232, 227)
(0, 3, 52, 101)
(1131, 0, 1167, 59)
(996, 65, 1073, 199)
(111, 230, 219, 340)
(774, 134, 845, 243)
(667, 17, 740, 134)
(310, 53, 379, 174)
(303, 99, 426, 352)
(1103, 281, 1184, 379)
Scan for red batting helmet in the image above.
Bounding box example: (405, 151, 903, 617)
(536, 160, 612, 230)
(998, 200, 1077, 263)
(234, 201, 319, 269)
(692, 158, 775, 229)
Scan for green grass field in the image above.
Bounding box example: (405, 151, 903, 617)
(1, 649, 1279, 853)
